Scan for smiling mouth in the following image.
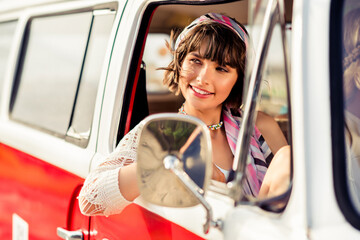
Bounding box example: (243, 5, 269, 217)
(190, 85, 213, 95)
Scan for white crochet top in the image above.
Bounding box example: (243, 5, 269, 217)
(78, 123, 144, 216)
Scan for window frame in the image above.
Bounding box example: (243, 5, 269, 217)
(0, 20, 18, 106)
(10, 11, 94, 137)
(8, 2, 118, 147)
(330, 0, 360, 229)
(116, 0, 293, 212)
(117, 0, 248, 141)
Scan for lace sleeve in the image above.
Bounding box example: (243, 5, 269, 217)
(78, 123, 143, 216)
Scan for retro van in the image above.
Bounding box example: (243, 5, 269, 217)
(0, 0, 359, 239)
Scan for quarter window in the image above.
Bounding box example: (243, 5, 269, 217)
(0, 21, 17, 108)
(10, 10, 115, 146)
(245, 0, 292, 207)
(342, 1, 360, 216)
(69, 11, 115, 144)
(11, 12, 92, 135)
(331, 0, 360, 229)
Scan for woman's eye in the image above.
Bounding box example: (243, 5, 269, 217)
(217, 66, 228, 72)
(190, 58, 201, 64)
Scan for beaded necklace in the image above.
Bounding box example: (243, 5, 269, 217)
(178, 104, 223, 130)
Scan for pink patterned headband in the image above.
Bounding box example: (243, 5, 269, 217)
(174, 13, 249, 50)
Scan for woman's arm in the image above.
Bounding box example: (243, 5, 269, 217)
(78, 124, 143, 216)
(255, 111, 288, 153)
(258, 145, 291, 199)
(256, 111, 291, 199)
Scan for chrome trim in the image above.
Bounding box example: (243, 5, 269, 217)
(57, 227, 83, 240)
(230, 0, 290, 203)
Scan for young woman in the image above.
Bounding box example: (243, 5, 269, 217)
(78, 13, 290, 216)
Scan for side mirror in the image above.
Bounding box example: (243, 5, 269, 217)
(137, 113, 222, 233)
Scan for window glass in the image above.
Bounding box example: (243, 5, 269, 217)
(143, 33, 172, 93)
(143, 33, 184, 115)
(246, 0, 292, 206)
(118, 2, 292, 212)
(69, 12, 115, 139)
(342, 1, 360, 214)
(0, 21, 17, 105)
(258, 24, 291, 140)
(246, 0, 292, 143)
(11, 12, 92, 135)
(258, 24, 291, 113)
(139, 3, 249, 118)
(142, 33, 184, 115)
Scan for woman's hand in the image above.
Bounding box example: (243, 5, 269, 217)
(212, 163, 226, 182)
(258, 145, 291, 199)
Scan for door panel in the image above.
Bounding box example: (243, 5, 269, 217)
(0, 143, 87, 239)
(91, 204, 204, 240)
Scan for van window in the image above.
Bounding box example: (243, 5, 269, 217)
(331, 0, 360, 229)
(143, 33, 184, 115)
(341, 1, 360, 217)
(0, 21, 17, 105)
(143, 33, 172, 94)
(11, 12, 93, 135)
(257, 24, 291, 141)
(70, 11, 115, 140)
(246, 0, 292, 208)
(119, 1, 292, 210)
(118, 2, 249, 137)
(10, 10, 115, 146)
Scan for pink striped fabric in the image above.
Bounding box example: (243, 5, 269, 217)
(223, 107, 271, 197)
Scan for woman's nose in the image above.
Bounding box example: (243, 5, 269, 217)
(196, 63, 212, 85)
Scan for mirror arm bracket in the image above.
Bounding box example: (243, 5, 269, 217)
(163, 155, 223, 234)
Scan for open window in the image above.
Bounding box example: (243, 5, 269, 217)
(117, 1, 249, 139)
(118, 0, 293, 212)
(231, 0, 293, 210)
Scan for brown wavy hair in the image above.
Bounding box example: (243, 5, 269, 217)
(161, 19, 248, 109)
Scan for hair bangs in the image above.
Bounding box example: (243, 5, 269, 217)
(185, 22, 244, 71)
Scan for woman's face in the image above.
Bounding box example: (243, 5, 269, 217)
(179, 42, 238, 112)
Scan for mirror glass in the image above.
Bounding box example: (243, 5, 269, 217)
(137, 114, 212, 207)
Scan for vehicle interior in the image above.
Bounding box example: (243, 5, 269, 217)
(145, 1, 249, 115)
(119, 0, 293, 143)
(116, 0, 294, 210)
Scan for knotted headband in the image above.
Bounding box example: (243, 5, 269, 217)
(174, 13, 249, 51)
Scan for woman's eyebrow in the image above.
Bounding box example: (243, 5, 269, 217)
(189, 52, 203, 58)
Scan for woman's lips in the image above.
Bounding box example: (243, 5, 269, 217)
(190, 85, 213, 97)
